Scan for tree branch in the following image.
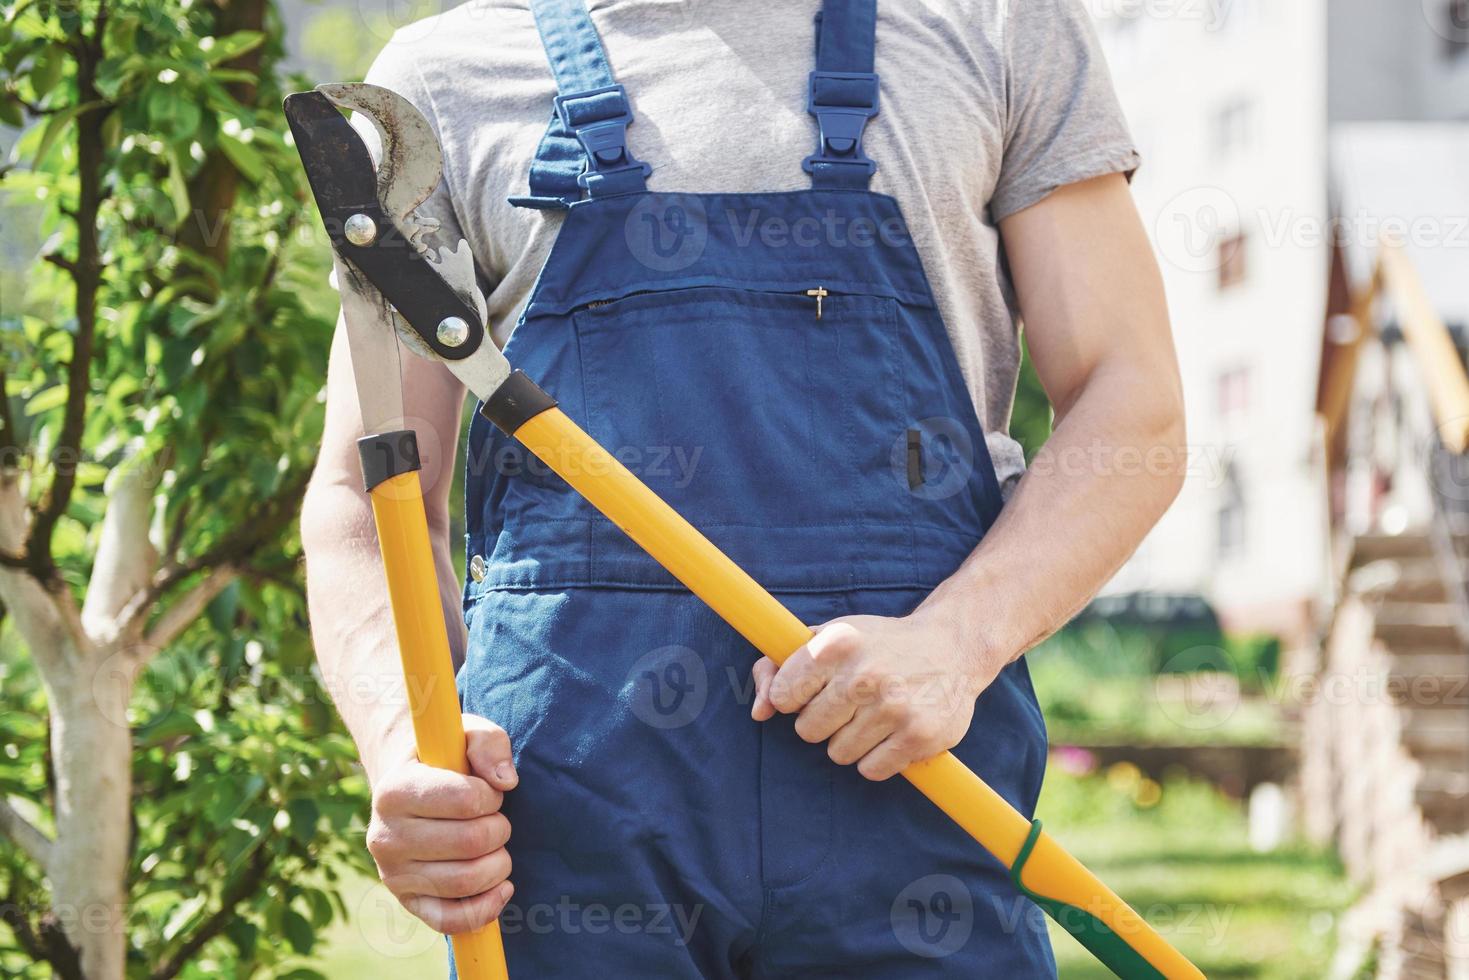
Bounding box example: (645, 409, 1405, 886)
(41, 252, 77, 276)
(137, 566, 237, 660)
(0, 369, 30, 572)
(116, 466, 311, 642)
(0, 477, 89, 670)
(0, 879, 82, 980)
(0, 875, 46, 963)
(25, 34, 112, 584)
(149, 843, 270, 980)
(0, 797, 52, 871)
(82, 455, 159, 641)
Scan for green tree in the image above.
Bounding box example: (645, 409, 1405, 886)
(1012, 337, 1054, 461)
(0, 1, 368, 976)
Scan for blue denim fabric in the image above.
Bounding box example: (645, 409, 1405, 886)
(448, 0, 1055, 974)
(451, 192, 1054, 977)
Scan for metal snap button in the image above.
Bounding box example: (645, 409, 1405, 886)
(469, 554, 488, 583)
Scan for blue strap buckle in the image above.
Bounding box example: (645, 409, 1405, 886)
(554, 84, 652, 192)
(802, 70, 880, 177)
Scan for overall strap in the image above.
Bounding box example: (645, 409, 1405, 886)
(510, 0, 651, 210)
(805, 0, 880, 191)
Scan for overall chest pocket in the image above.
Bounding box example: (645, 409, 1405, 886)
(573, 286, 911, 544)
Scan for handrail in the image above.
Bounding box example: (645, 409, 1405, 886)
(1375, 242, 1469, 641)
(1427, 440, 1469, 644)
(1377, 243, 1469, 453)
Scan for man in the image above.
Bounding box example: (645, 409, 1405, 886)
(302, 0, 1182, 975)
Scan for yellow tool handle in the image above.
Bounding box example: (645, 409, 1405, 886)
(369, 472, 510, 980)
(513, 408, 1202, 980)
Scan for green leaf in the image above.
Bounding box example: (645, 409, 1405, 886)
(285, 797, 319, 846)
(0, 97, 22, 128)
(24, 384, 68, 416)
(281, 907, 314, 955)
(203, 30, 266, 66)
(166, 148, 191, 224)
(301, 886, 334, 928)
(217, 134, 266, 183)
(31, 99, 106, 167)
(225, 918, 260, 958)
(30, 43, 66, 99)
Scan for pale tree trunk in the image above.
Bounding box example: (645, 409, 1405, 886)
(44, 669, 133, 980)
(0, 468, 131, 979)
(51, 461, 158, 978)
(0, 460, 234, 979)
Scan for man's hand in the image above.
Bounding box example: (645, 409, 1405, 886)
(750, 611, 1000, 782)
(366, 715, 518, 935)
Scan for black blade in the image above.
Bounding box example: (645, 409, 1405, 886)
(282, 89, 483, 362)
(284, 91, 380, 215)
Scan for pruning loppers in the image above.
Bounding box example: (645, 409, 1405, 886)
(284, 82, 1205, 980)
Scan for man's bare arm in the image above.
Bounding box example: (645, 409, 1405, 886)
(754, 173, 1185, 780)
(925, 170, 1185, 657)
(302, 320, 468, 779)
(301, 319, 516, 933)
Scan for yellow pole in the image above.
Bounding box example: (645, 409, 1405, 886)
(369, 471, 510, 979)
(513, 407, 1201, 980)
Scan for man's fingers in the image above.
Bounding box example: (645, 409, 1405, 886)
(464, 715, 518, 790)
(769, 624, 858, 714)
(792, 681, 858, 744)
(375, 764, 502, 819)
(856, 732, 926, 782)
(380, 813, 510, 863)
(750, 657, 778, 721)
(825, 706, 898, 768)
(406, 881, 515, 935)
(396, 847, 513, 901)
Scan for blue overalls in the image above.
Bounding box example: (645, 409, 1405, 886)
(457, 0, 1056, 975)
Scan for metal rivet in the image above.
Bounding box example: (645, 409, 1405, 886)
(344, 213, 378, 246)
(437, 316, 471, 348)
(469, 554, 488, 583)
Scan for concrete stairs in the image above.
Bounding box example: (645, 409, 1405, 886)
(1326, 529, 1469, 978)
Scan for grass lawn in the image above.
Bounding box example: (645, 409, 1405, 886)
(1037, 766, 1351, 978)
(316, 766, 1349, 978)
(317, 875, 448, 978)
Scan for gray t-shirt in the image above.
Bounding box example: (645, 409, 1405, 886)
(358, 0, 1138, 491)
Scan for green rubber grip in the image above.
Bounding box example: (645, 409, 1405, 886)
(1010, 820, 1169, 980)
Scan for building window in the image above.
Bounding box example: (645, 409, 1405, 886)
(1217, 465, 1246, 559)
(1212, 98, 1256, 158)
(1218, 232, 1248, 289)
(1446, 0, 1469, 59)
(1217, 366, 1251, 423)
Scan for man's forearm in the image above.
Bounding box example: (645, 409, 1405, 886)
(302, 479, 466, 784)
(921, 359, 1185, 668)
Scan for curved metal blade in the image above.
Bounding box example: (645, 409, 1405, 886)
(318, 82, 443, 242)
(332, 257, 405, 434)
(284, 91, 379, 215)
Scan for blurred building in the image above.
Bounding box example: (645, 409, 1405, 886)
(1093, 0, 1469, 646)
(1329, 0, 1469, 123)
(1092, 4, 1469, 973)
(1089, 0, 1332, 649)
